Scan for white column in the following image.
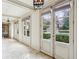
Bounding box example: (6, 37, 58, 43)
(9, 20, 14, 39)
(31, 10, 41, 51)
(18, 18, 23, 41)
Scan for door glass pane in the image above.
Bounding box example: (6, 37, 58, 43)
(55, 8, 70, 43)
(26, 20, 30, 37)
(42, 13, 51, 39)
(23, 19, 30, 37)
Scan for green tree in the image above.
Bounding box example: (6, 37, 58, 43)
(61, 17, 69, 30)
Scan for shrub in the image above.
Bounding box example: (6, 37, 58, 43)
(56, 34, 69, 43)
(43, 33, 51, 39)
(59, 31, 69, 33)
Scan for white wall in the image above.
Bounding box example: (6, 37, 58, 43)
(31, 10, 41, 51)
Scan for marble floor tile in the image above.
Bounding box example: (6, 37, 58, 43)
(2, 38, 53, 59)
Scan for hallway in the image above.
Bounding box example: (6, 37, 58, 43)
(2, 38, 52, 59)
(2, 0, 76, 59)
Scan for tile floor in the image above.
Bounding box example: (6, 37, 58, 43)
(2, 38, 53, 59)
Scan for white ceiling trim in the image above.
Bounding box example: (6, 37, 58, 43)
(3, 14, 20, 18)
(8, 0, 34, 10)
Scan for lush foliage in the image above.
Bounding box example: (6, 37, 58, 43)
(43, 33, 51, 39)
(59, 30, 69, 33)
(56, 34, 69, 43)
(60, 17, 69, 30)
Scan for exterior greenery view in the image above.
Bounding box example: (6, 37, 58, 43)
(56, 17, 69, 43)
(43, 32, 51, 39)
(43, 9, 69, 43)
(56, 34, 69, 43)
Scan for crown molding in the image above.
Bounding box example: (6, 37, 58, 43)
(2, 14, 21, 18)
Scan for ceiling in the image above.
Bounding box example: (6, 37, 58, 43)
(2, 0, 32, 17)
(2, 0, 63, 18)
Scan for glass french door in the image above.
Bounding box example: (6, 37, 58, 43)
(54, 5, 71, 59)
(41, 2, 74, 59)
(54, 2, 74, 59)
(22, 18, 31, 46)
(41, 11, 54, 56)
